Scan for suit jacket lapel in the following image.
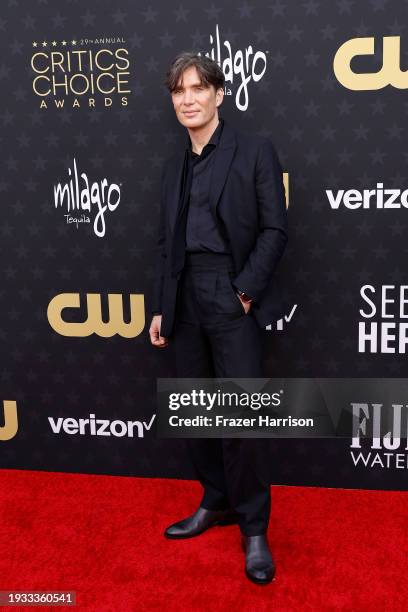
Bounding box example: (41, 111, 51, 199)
(208, 120, 237, 218)
(167, 149, 187, 236)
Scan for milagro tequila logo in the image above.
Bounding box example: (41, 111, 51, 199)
(199, 24, 267, 111)
(53, 158, 121, 237)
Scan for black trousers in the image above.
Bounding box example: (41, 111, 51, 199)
(172, 251, 271, 536)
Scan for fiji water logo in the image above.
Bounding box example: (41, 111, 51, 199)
(53, 158, 121, 237)
(200, 23, 267, 112)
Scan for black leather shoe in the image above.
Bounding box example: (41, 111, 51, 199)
(164, 506, 238, 539)
(241, 534, 276, 584)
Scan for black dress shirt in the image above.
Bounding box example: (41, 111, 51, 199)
(184, 117, 230, 254)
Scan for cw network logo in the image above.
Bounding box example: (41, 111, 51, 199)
(48, 413, 155, 438)
(334, 35, 407, 91)
(0, 400, 18, 441)
(47, 293, 145, 338)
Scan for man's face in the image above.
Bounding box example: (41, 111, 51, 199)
(171, 65, 224, 128)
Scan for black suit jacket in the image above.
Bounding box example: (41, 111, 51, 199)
(151, 118, 289, 338)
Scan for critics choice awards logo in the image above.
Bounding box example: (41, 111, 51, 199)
(30, 36, 131, 109)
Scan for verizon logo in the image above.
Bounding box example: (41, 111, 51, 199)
(48, 413, 155, 438)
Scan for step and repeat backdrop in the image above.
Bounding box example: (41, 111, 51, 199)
(1, 0, 407, 491)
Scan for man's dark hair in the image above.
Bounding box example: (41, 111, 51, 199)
(164, 51, 225, 93)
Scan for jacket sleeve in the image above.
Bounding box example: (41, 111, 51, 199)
(150, 161, 169, 315)
(232, 138, 288, 302)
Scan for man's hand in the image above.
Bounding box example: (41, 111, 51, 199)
(149, 315, 168, 348)
(237, 294, 252, 315)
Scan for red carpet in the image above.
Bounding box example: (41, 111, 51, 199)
(0, 469, 406, 611)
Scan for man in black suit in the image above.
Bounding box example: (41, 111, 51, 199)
(149, 52, 288, 585)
